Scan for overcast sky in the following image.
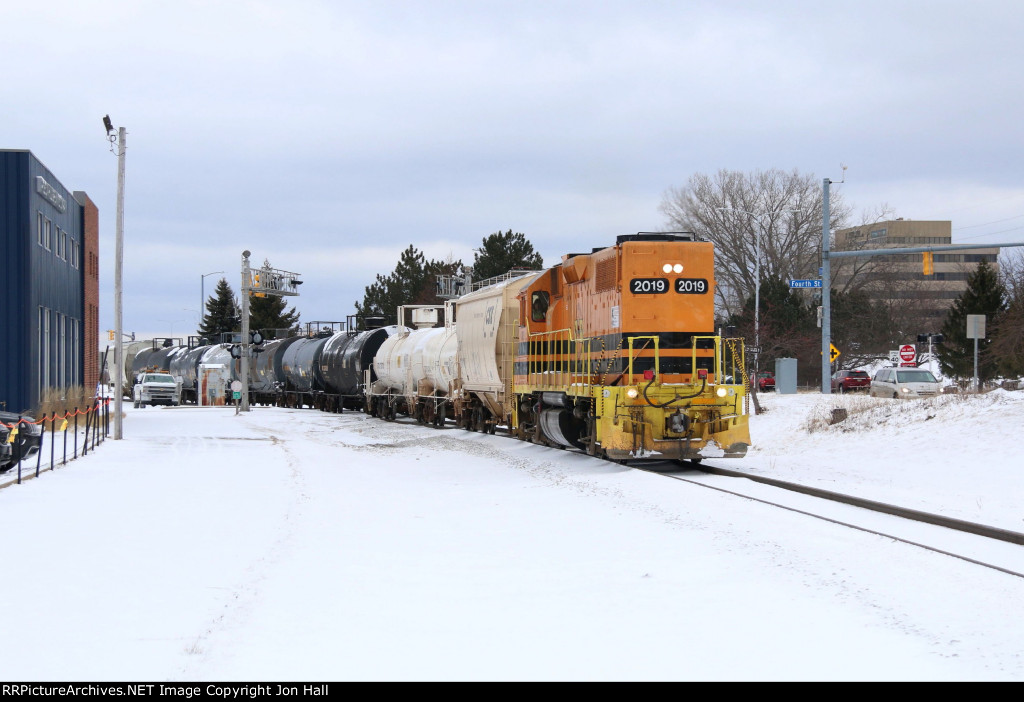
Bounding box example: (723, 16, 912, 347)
(5, 1, 1024, 341)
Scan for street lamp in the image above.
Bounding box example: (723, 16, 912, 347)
(200, 271, 224, 327)
(717, 207, 768, 373)
(104, 114, 126, 440)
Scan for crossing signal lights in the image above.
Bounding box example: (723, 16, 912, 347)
(922, 252, 934, 275)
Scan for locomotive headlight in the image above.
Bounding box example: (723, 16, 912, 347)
(626, 387, 639, 399)
(662, 263, 672, 273)
(672, 263, 683, 273)
(716, 386, 728, 398)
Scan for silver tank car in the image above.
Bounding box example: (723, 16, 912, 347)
(249, 337, 303, 400)
(168, 345, 208, 400)
(453, 272, 541, 431)
(279, 335, 331, 407)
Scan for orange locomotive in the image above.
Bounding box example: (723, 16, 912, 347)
(511, 232, 750, 463)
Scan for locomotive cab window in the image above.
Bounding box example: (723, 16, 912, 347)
(531, 291, 550, 322)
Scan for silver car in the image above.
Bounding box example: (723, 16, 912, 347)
(869, 368, 943, 399)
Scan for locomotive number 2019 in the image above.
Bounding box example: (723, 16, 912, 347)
(630, 278, 669, 294)
(674, 278, 709, 294)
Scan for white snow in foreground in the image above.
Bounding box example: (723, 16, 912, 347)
(2, 390, 1024, 682)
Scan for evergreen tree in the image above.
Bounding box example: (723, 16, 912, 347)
(471, 230, 544, 281)
(354, 245, 462, 326)
(937, 259, 1008, 383)
(829, 289, 899, 369)
(198, 278, 240, 343)
(249, 293, 300, 338)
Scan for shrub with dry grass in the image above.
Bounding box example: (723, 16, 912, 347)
(32, 386, 100, 422)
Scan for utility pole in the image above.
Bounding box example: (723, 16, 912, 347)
(821, 177, 832, 395)
(104, 116, 126, 438)
(820, 165, 846, 394)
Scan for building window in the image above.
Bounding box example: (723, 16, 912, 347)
(57, 312, 65, 388)
(37, 212, 43, 245)
(870, 228, 888, 239)
(73, 318, 80, 387)
(43, 218, 52, 251)
(39, 307, 50, 393)
(71, 240, 80, 269)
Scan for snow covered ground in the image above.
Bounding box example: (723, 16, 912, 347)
(2, 389, 1023, 681)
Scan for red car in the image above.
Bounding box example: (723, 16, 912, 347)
(831, 369, 871, 393)
(756, 371, 775, 392)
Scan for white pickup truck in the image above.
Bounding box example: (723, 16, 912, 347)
(132, 371, 182, 408)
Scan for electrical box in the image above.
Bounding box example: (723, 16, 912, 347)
(775, 358, 798, 394)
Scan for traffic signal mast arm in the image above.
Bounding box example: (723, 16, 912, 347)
(829, 242, 1024, 260)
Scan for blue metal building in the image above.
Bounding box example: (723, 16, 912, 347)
(1, 149, 99, 414)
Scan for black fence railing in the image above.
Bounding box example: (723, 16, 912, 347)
(1, 397, 111, 487)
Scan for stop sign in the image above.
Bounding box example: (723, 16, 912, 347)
(899, 344, 916, 362)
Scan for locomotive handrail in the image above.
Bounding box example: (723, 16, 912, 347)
(626, 336, 659, 380)
(525, 327, 591, 393)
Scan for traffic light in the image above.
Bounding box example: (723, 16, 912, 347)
(108, 330, 114, 340)
(922, 252, 934, 275)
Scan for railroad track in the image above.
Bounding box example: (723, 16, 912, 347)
(364, 412, 1024, 578)
(633, 460, 1024, 579)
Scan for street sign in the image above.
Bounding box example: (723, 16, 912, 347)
(231, 380, 242, 392)
(967, 314, 985, 339)
(888, 350, 899, 363)
(899, 344, 916, 363)
(830, 344, 840, 362)
(747, 346, 761, 354)
(789, 279, 823, 289)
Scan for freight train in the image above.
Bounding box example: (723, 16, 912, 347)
(127, 232, 751, 463)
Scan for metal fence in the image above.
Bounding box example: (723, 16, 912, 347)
(1, 398, 111, 487)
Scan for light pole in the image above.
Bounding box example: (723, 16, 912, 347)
(200, 271, 224, 330)
(717, 207, 768, 374)
(240, 251, 251, 412)
(104, 115, 126, 439)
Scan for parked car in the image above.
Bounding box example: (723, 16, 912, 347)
(0, 424, 13, 471)
(869, 368, 943, 399)
(756, 371, 775, 392)
(0, 411, 43, 472)
(831, 369, 871, 393)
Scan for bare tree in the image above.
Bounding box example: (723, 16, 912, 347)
(659, 168, 852, 320)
